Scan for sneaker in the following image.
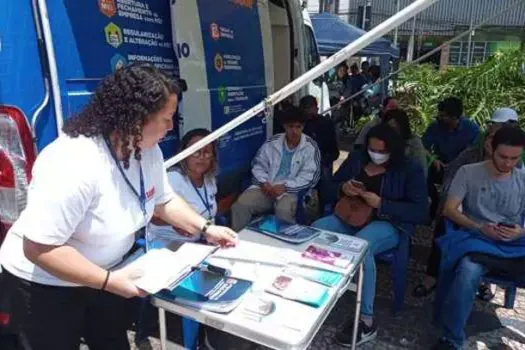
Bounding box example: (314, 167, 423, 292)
(335, 319, 377, 347)
(432, 338, 457, 350)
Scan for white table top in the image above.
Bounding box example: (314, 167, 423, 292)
(152, 227, 368, 350)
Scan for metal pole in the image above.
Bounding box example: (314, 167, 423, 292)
(164, 0, 439, 169)
(407, 15, 416, 62)
(361, 0, 368, 29)
(351, 263, 364, 350)
(393, 0, 401, 46)
(466, 0, 475, 67)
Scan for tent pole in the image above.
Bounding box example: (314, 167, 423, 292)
(393, 0, 401, 46)
(164, 0, 439, 169)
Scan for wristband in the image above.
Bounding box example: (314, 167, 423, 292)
(201, 219, 212, 234)
(101, 271, 111, 291)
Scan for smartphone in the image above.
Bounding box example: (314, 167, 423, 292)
(350, 179, 366, 190)
(498, 222, 515, 228)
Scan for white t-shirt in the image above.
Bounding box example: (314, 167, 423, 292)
(149, 170, 217, 241)
(0, 135, 174, 286)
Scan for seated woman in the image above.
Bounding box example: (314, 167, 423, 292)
(312, 124, 428, 347)
(383, 108, 427, 177)
(150, 128, 218, 241)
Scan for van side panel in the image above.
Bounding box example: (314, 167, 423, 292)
(44, 1, 180, 155)
(195, 0, 268, 176)
(0, 1, 53, 150)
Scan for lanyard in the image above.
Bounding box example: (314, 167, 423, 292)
(191, 180, 211, 218)
(104, 138, 149, 249)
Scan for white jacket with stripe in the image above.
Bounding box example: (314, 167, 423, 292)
(251, 133, 321, 193)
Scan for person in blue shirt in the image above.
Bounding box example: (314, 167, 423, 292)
(422, 97, 480, 219)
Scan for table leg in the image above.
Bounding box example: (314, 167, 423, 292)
(351, 263, 364, 350)
(159, 308, 167, 350)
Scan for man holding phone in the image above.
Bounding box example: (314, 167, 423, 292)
(433, 126, 525, 350)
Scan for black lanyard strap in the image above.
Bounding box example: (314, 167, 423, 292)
(104, 137, 146, 217)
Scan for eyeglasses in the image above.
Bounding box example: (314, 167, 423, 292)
(191, 150, 214, 159)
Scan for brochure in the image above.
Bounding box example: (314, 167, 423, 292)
(283, 265, 343, 287)
(266, 274, 329, 308)
(248, 215, 321, 244)
(158, 270, 253, 313)
(301, 244, 352, 269)
(120, 243, 217, 294)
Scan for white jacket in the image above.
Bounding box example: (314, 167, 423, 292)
(251, 133, 321, 193)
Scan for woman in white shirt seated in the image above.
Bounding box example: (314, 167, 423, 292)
(151, 128, 218, 241)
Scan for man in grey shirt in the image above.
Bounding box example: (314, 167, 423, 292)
(433, 126, 525, 350)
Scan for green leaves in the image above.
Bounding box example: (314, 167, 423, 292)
(395, 49, 525, 135)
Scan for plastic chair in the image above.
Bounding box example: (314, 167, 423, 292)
(437, 219, 525, 311)
(481, 274, 524, 309)
(376, 230, 411, 314)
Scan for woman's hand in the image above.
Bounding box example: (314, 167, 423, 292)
(495, 224, 522, 241)
(361, 192, 382, 209)
(204, 225, 238, 247)
(342, 181, 362, 196)
(105, 268, 148, 299)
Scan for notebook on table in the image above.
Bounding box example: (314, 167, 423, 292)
(248, 215, 321, 244)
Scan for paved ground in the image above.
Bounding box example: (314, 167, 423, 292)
(128, 144, 525, 350)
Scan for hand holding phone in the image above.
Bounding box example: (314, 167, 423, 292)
(350, 179, 366, 191)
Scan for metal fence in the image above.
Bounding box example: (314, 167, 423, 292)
(309, 0, 525, 66)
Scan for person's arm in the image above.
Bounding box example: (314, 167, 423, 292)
(251, 142, 271, 186)
(153, 193, 207, 235)
(442, 196, 481, 231)
(24, 240, 141, 298)
(285, 142, 321, 193)
(377, 162, 428, 224)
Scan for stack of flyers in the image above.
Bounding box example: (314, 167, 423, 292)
(301, 245, 352, 269)
(283, 266, 343, 287)
(265, 274, 329, 308)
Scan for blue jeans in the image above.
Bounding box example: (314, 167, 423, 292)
(440, 256, 488, 349)
(312, 215, 400, 316)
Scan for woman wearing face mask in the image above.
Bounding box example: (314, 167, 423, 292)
(312, 124, 428, 347)
(150, 128, 218, 241)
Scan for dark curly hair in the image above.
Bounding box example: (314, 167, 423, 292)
(63, 63, 180, 168)
(365, 123, 406, 168)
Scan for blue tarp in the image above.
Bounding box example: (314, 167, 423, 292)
(311, 13, 399, 58)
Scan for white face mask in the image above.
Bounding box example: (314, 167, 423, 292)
(368, 150, 390, 164)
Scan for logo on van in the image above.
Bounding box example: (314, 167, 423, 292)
(110, 54, 128, 72)
(98, 0, 117, 18)
(218, 86, 227, 104)
(214, 54, 224, 72)
(210, 23, 220, 41)
(105, 23, 123, 48)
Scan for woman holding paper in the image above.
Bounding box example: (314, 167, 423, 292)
(0, 64, 237, 350)
(150, 128, 218, 241)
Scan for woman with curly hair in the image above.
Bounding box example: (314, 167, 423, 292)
(0, 63, 237, 350)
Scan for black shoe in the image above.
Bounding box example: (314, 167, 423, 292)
(335, 319, 377, 347)
(432, 338, 458, 350)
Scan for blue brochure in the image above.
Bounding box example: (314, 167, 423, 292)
(248, 215, 321, 244)
(157, 270, 252, 313)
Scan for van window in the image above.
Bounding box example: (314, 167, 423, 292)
(305, 25, 323, 86)
(305, 26, 320, 70)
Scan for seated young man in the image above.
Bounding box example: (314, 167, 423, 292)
(231, 106, 321, 231)
(433, 126, 525, 350)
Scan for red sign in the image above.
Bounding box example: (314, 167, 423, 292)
(99, 0, 117, 18)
